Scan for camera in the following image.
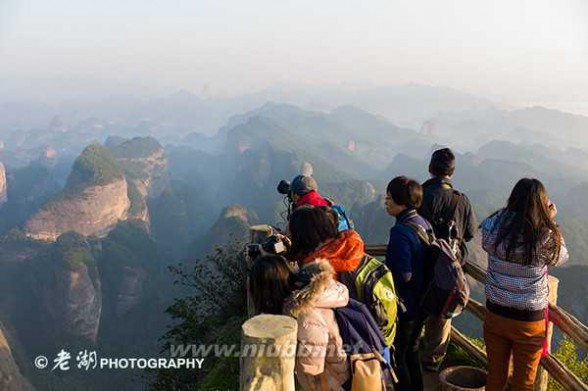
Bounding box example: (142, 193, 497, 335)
(247, 235, 288, 259)
(277, 180, 291, 195)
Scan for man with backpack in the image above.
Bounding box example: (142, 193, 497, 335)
(418, 148, 477, 372)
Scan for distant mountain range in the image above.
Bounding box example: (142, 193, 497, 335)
(2, 90, 588, 390)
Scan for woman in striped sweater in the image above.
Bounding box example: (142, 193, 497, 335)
(480, 178, 568, 391)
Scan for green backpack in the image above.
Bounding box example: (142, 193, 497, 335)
(340, 254, 399, 346)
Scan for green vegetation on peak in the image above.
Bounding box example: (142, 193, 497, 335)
(109, 136, 162, 159)
(65, 144, 124, 192)
(100, 221, 157, 268)
(151, 242, 246, 390)
(52, 231, 95, 271)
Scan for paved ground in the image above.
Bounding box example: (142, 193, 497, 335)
(424, 371, 440, 390)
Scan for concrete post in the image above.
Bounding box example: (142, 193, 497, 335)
(240, 314, 298, 391)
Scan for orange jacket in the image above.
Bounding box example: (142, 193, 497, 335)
(301, 230, 365, 274)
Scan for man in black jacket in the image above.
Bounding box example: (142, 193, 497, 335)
(418, 148, 477, 372)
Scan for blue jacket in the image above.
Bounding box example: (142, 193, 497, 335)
(386, 208, 432, 319)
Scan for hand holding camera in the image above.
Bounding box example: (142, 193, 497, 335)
(548, 200, 557, 220)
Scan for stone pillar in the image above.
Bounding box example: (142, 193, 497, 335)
(240, 314, 297, 391)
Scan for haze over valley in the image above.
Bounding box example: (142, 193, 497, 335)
(1, 0, 587, 389)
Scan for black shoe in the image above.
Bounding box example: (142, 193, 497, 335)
(422, 362, 439, 372)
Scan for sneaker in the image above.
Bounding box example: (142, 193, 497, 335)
(422, 362, 440, 372)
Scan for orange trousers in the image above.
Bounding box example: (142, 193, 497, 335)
(483, 309, 546, 391)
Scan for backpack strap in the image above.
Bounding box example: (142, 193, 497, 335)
(446, 191, 461, 223)
(403, 221, 434, 245)
(338, 255, 370, 299)
(433, 191, 460, 227)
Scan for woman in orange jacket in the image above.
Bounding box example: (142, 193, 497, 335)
(288, 206, 364, 275)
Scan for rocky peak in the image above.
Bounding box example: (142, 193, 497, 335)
(0, 324, 35, 391)
(24, 145, 130, 241)
(108, 137, 169, 223)
(0, 162, 6, 205)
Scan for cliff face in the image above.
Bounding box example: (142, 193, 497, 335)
(98, 222, 158, 319)
(191, 205, 254, 255)
(24, 178, 131, 241)
(109, 137, 169, 224)
(114, 265, 147, 318)
(130, 148, 168, 200)
(42, 264, 102, 343)
(0, 162, 6, 205)
(0, 324, 34, 391)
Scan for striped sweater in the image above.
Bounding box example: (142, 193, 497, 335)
(480, 210, 569, 312)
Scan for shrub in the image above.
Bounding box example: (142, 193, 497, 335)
(149, 241, 247, 390)
(549, 336, 588, 390)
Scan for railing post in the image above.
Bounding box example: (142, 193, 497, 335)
(240, 314, 298, 391)
(535, 275, 559, 391)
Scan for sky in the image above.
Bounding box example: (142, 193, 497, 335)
(1, 0, 587, 114)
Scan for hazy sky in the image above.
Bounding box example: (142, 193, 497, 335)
(1, 0, 587, 113)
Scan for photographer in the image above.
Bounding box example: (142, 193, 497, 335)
(278, 175, 353, 232)
(278, 175, 329, 209)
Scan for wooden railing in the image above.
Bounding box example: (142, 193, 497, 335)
(365, 244, 588, 391)
(240, 229, 587, 391)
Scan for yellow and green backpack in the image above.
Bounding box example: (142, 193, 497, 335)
(340, 254, 399, 346)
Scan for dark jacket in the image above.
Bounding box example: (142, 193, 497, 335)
(386, 208, 432, 319)
(419, 177, 477, 261)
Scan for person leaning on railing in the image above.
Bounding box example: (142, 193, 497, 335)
(480, 178, 569, 391)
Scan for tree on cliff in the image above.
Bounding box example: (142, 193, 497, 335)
(149, 241, 247, 390)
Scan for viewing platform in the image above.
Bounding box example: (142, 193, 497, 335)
(240, 228, 588, 390)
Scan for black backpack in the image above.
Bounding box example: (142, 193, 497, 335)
(404, 222, 470, 319)
(428, 191, 462, 259)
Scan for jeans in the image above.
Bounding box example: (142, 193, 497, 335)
(393, 315, 426, 391)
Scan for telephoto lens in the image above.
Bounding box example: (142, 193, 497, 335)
(277, 180, 291, 195)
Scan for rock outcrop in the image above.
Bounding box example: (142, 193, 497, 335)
(43, 264, 102, 343)
(0, 162, 6, 205)
(42, 233, 102, 343)
(114, 265, 148, 318)
(191, 205, 254, 255)
(24, 144, 131, 241)
(25, 179, 130, 241)
(98, 222, 157, 318)
(109, 137, 169, 224)
(0, 324, 34, 391)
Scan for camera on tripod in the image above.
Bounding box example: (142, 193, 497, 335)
(277, 179, 292, 199)
(247, 235, 289, 259)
